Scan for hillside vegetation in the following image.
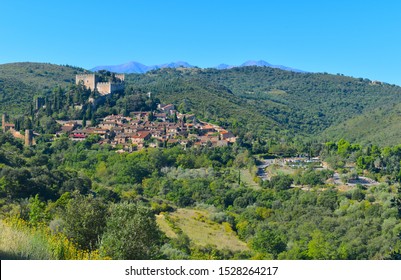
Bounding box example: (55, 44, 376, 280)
(2, 63, 401, 145)
(1, 63, 401, 260)
(1, 131, 401, 259)
(125, 67, 401, 143)
(0, 62, 85, 115)
(321, 102, 401, 146)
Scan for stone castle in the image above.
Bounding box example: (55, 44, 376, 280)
(75, 73, 125, 95)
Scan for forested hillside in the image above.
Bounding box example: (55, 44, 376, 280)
(126, 67, 401, 143)
(0, 63, 85, 115)
(2, 63, 401, 145)
(321, 102, 401, 146)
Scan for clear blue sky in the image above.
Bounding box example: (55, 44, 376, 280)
(1, 0, 400, 85)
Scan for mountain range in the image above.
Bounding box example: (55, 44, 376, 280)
(91, 60, 305, 74)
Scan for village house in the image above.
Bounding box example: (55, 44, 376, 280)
(61, 121, 78, 133)
(99, 120, 120, 130)
(114, 134, 130, 145)
(70, 130, 87, 141)
(220, 130, 236, 143)
(131, 131, 151, 145)
(158, 104, 175, 115)
(154, 113, 167, 121)
(61, 102, 236, 152)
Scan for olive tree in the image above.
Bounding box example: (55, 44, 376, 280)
(100, 202, 163, 259)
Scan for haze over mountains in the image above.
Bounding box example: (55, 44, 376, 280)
(91, 60, 305, 74)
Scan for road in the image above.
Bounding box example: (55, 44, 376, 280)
(256, 159, 274, 181)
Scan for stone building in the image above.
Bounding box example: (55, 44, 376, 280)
(2, 113, 15, 133)
(24, 129, 33, 146)
(76, 73, 125, 95)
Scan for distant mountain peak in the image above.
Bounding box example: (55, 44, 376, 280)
(237, 60, 305, 72)
(216, 63, 235, 70)
(91, 60, 305, 73)
(91, 61, 194, 74)
(240, 60, 272, 67)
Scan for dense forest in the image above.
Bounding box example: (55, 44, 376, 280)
(1, 62, 401, 260)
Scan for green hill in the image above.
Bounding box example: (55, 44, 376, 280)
(321, 102, 401, 146)
(0, 62, 85, 115)
(125, 68, 279, 138)
(203, 67, 401, 135)
(125, 67, 401, 141)
(2, 62, 401, 145)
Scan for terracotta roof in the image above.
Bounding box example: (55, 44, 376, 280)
(71, 133, 86, 138)
(132, 131, 151, 139)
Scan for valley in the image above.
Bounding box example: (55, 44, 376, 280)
(1, 62, 401, 260)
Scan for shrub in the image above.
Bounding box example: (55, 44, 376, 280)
(100, 202, 163, 259)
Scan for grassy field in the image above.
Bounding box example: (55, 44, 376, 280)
(156, 208, 248, 252)
(240, 169, 260, 189)
(156, 214, 178, 239)
(265, 164, 297, 177)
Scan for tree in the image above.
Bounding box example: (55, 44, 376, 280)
(29, 194, 48, 226)
(337, 139, 351, 157)
(62, 194, 107, 250)
(266, 174, 293, 191)
(250, 225, 286, 258)
(91, 113, 96, 127)
(148, 111, 155, 121)
(123, 103, 128, 117)
(307, 230, 335, 259)
(100, 202, 163, 259)
(82, 115, 86, 128)
(60, 176, 91, 195)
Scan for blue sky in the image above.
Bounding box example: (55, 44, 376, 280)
(1, 0, 400, 85)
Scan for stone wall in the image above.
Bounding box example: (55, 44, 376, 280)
(96, 82, 111, 95)
(76, 74, 97, 91)
(115, 74, 125, 81)
(110, 83, 125, 93)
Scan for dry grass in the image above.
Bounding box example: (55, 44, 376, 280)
(0, 219, 102, 260)
(265, 164, 297, 177)
(0, 220, 51, 259)
(240, 169, 260, 189)
(155, 214, 177, 239)
(158, 209, 248, 252)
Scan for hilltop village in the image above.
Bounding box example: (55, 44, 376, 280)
(58, 104, 236, 152)
(2, 72, 237, 151)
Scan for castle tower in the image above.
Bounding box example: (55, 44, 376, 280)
(25, 129, 33, 146)
(76, 74, 97, 91)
